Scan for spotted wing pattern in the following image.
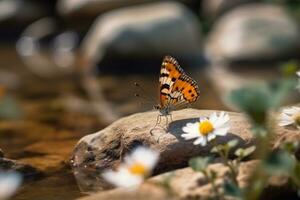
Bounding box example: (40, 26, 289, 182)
(159, 55, 199, 109)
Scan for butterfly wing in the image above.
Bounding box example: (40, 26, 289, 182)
(159, 55, 183, 108)
(159, 55, 199, 109)
(169, 73, 199, 106)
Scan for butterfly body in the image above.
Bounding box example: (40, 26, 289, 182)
(155, 55, 200, 119)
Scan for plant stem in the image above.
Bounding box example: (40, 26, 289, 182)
(203, 170, 222, 200)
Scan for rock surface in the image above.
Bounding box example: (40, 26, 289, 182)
(77, 160, 258, 200)
(78, 183, 174, 200)
(0, 157, 42, 181)
(205, 3, 300, 63)
(78, 159, 298, 200)
(71, 109, 254, 191)
(57, 0, 153, 17)
(201, 0, 252, 19)
(81, 2, 202, 65)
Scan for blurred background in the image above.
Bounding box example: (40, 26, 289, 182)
(0, 0, 299, 199)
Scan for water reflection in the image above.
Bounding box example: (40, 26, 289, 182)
(73, 166, 111, 193)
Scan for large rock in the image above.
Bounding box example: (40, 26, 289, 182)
(205, 3, 300, 63)
(71, 109, 254, 191)
(80, 2, 202, 66)
(78, 160, 298, 200)
(201, 0, 253, 19)
(57, 0, 153, 17)
(78, 183, 174, 200)
(0, 0, 46, 24)
(75, 160, 254, 200)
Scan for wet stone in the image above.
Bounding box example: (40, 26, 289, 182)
(0, 157, 42, 181)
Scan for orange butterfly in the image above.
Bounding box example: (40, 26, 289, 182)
(154, 55, 200, 126)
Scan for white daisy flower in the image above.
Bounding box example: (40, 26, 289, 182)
(0, 172, 22, 200)
(181, 112, 230, 146)
(278, 106, 300, 127)
(102, 146, 159, 188)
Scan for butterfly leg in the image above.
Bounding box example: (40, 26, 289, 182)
(164, 114, 173, 127)
(155, 115, 162, 127)
(165, 115, 168, 127)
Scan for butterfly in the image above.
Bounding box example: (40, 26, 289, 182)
(153, 55, 200, 126)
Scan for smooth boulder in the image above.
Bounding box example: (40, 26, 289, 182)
(71, 109, 254, 191)
(80, 2, 202, 65)
(205, 3, 300, 63)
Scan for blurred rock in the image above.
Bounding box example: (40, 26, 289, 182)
(0, 149, 3, 158)
(16, 18, 79, 78)
(149, 160, 258, 199)
(0, 0, 46, 24)
(151, 160, 295, 199)
(78, 159, 298, 200)
(76, 161, 241, 200)
(273, 118, 300, 160)
(206, 3, 300, 63)
(77, 183, 173, 200)
(71, 109, 254, 191)
(81, 2, 202, 66)
(57, 0, 153, 17)
(0, 157, 41, 181)
(201, 0, 253, 19)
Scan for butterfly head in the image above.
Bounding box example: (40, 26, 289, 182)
(154, 104, 170, 116)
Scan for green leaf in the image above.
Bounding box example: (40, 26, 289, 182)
(263, 151, 295, 175)
(228, 139, 239, 149)
(189, 157, 212, 172)
(209, 169, 217, 180)
(228, 79, 295, 126)
(211, 146, 218, 153)
(235, 146, 256, 158)
(251, 126, 268, 138)
(279, 60, 299, 77)
(293, 162, 300, 181)
(224, 180, 242, 198)
(234, 149, 243, 157)
(281, 142, 299, 154)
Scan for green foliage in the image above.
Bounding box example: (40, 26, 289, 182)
(224, 180, 242, 199)
(228, 79, 295, 126)
(280, 142, 299, 154)
(189, 156, 212, 172)
(211, 139, 238, 155)
(293, 163, 300, 181)
(263, 151, 295, 175)
(235, 146, 256, 158)
(280, 60, 299, 77)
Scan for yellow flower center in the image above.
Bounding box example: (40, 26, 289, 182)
(292, 112, 300, 126)
(199, 121, 214, 136)
(128, 163, 148, 176)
